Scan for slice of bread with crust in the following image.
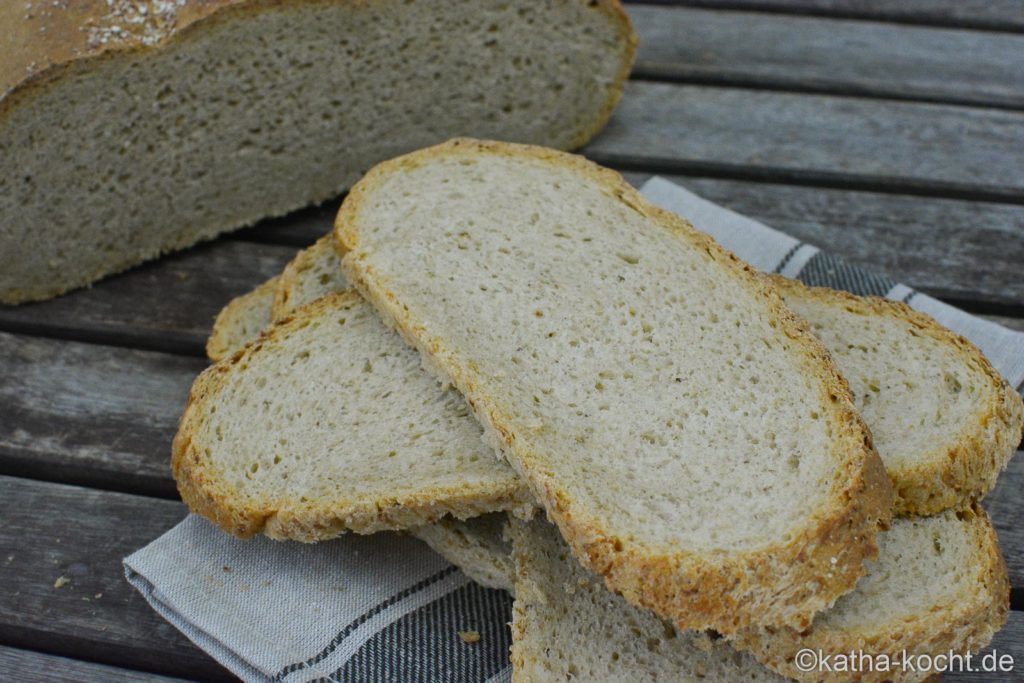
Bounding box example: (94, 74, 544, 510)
(410, 513, 515, 593)
(510, 517, 789, 682)
(735, 503, 1009, 683)
(337, 138, 893, 633)
(1, 0, 636, 303)
(773, 276, 1023, 516)
(206, 276, 278, 362)
(210, 235, 1021, 518)
(175, 292, 532, 541)
(272, 235, 349, 324)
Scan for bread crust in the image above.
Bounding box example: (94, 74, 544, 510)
(206, 275, 278, 362)
(770, 275, 1024, 517)
(733, 503, 1010, 683)
(1, 0, 636, 304)
(335, 138, 894, 633)
(175, 291, 534, 542)
(271, 235, 347, 323)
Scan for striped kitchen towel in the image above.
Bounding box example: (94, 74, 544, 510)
(124, 177, 1024, 683)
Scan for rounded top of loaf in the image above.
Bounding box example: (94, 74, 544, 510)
(2, 0, 634, 107)
(2, 1, 223, 97)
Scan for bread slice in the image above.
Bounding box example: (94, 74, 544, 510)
(510, 517, 789, 682)
(206, 236, 347, 362)
(410, 514, 515, 593)
(272, 235, 349, 323)
(337, 138, 893, 633)
(174, 292, 532, 541)
(0, 0, 635, 303)
(774, 276, 1023, 516)
(212, 235, 1022, 514)
(206, 276, 278, 362)
(735, 503, 1009, 683)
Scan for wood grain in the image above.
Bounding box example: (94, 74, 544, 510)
(0, 476, 230, 681)
(0, 241, 294, 356)
(630, 6, 1024, 108)
(588, 82, 1024, 201)
(0, 646, 192, 683)
(632, 0, 1024, 32)
(0, 333, 203, 497)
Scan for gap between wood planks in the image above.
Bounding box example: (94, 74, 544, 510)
(626, 5, 1024, 111)
(624, 0, 1024, 34)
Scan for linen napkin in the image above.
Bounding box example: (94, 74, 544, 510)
(125, 176, 1024, 683)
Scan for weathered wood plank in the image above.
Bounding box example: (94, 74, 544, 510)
(630, 6, 1024, 108)
(0, 241, 295, 357)
(0, 646, 193, 683)
(632, 1, 1024, 33)
(587, 82, 1024, 202)
(0, 476, 230, 681)
(0, 333, 203, 498)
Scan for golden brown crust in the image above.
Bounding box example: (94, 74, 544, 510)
(175, 290, 534, 542)
(734, 503, 1010, 683)
(271, 234, 347, 323)
(769, 274, 1024, 517)
(205, 275, 278, 362)
(335, 138, 894, 634)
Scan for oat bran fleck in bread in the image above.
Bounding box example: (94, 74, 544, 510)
(174, 292, 533, 541)
(0, 0, 636, 303)
(336, 138, 894, 634)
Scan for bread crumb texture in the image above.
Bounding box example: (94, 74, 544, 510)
(174, 292, 531, 541)
(337, 139, 892, 633)
(1, 0, 635, 302)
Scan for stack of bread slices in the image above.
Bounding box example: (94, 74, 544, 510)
(176, 139, 1023, 682)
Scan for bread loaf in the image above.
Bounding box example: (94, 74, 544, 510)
(337, 138, 893, 633)
(0, 0, 635, 303)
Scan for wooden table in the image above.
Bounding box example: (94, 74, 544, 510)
(2, 2, 1023, 680)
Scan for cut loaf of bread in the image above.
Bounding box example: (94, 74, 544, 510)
(0, 0, 635, 303)
(773, 276, 1023, 516)
(174, 292, 532, 541)
(210, 234, 1023, 513)
(510, 517, 789, 682)
(411, 514, 515, 593)
(736, 503, 1008, 682)
(337, 138, 893, 633)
